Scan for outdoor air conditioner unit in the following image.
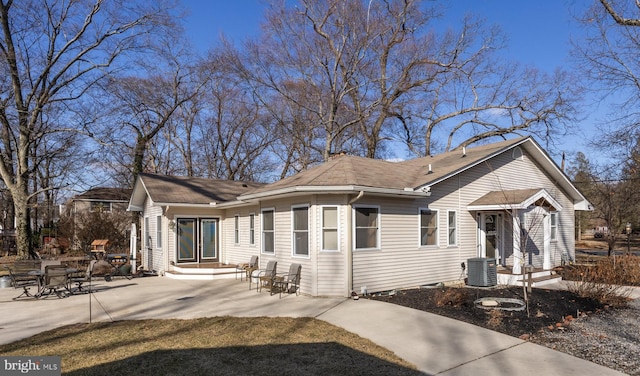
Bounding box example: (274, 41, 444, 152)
(467, 257, 497, 287)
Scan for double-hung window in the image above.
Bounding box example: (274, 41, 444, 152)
(321, 206, 339, 251)
(292, 205, 309, 257)
(262, 209, 275, 254)
(234, 215, 240, 244)
(249, 213, 255, 245)
(447, 211, 456, 246)
(156, 215, 162, 248)
(354, 206, 379, 250)
(550, 212, 558, 241)
(420, 208, 438, 246)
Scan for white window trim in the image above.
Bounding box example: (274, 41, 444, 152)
(447, 210, 457, 246)
(419, 207, 439, 247)
(321, 205, 340, 252)
(353, 205, 381, 251)
(234, 215, 240, 245)
(249, 213, 256, 246)
(261, 208, 275, 255)
(291, 204, 310, 258)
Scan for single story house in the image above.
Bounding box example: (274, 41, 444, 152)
(127, 137, 591, 297)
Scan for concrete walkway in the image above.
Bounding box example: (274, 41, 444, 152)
(0, 277, 627, 375)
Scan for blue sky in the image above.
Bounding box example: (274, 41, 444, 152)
(180, 0, 597, 165)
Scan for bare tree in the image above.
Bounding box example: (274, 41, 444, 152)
(0, 0, 174, 258)
(192, 60, 276, 181)
(225, 0, 580, 167)
(598, 0, 640, 26)
(99, 38, 201, 187)
(574, 1, 640, 153)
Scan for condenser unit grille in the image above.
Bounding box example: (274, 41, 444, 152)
(467, 258, 497, 287)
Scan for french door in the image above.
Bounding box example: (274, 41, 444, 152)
(177, 218, 219, 263)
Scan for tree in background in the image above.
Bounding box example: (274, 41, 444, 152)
(223, 0, 580, 178)
(0, 0, 174, 258)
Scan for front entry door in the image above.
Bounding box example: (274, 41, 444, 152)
(481, 213, 501, 263)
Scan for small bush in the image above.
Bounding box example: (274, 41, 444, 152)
(434, 288, 467, 307)
(486, 309, 504, 329)
(567, 255, 639, 307)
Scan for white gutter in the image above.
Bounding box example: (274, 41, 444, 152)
(237, 185, 429, 202)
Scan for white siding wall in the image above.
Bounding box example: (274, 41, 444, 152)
(142, 198, 163, 273)
(315, 196, 349, 297)
(223, 205, 261, 266)
(351, 147, 577, 294)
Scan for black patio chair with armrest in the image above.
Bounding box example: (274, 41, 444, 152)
(42, 265, 69, 298)
(274, 263, 302, 298)
(4, 261, 40, 300)
(255, 260, 277, 293)
(236, 255, 258, 281)
(68, 260, 96, 294)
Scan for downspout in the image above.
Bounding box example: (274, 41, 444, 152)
(346, 191, 365, 297)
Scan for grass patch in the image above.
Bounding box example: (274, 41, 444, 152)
(0, 317, 421, 375)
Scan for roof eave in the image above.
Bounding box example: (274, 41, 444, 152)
(236, 185, 430, 202)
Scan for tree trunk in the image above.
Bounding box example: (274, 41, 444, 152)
(12, 187, 33, 259)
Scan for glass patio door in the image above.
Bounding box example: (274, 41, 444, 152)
(200, 219, 218, 261)
(177, 218, 196, 262)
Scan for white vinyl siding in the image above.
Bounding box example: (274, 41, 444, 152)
(354, 205, 380, 250)
(144, 217, 151, 249)
(142, 199, 163, 273)
(321, 206, 339, 252)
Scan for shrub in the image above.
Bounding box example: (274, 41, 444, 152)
(567, 255, 639, 307)
(434, 288, 467, 307)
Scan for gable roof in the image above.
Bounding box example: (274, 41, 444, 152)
(237, 137, 590, 210)
(74, 187, 132, 202)
(128, 173, 265, 211)
(467, 188, 563, 211)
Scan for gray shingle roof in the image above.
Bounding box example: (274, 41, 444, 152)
(248, 137, 527, 194)
(139, 173, 265, 205)
(469, 189, 544, 207)
(75, 187, 132, 202)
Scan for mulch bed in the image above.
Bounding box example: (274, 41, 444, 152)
(368, 286, 609, 339)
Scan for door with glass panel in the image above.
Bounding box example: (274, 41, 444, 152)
(177, 218, 196, 262)
(200, 219, 218, 261)
(177, 218, 218, 263)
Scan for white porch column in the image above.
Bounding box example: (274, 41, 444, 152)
(512, 208, 522, 274)
(543, 212, 552, 270)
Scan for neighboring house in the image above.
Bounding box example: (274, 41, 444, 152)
(127, 137, 591, 297)
(66, 187, 132, 251)
(70, 187, 132, 214)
